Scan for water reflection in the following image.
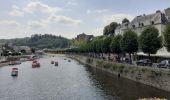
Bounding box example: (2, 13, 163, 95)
(84, 65, 170, 100)
(0, 56, 170, 100)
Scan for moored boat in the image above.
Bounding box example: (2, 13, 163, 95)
(11, 68, 18, 76)
(55, 61, 58, 66)
(32, 60, 40, 68)
(51, 61, 54, 64)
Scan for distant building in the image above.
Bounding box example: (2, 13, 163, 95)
(115, 7, 170, 36)
(75, 33, 94, 42)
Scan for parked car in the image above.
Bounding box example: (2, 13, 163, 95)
(136, 59, 152, 66)
(157, 60, 170, 69)
(120, 58, 131, 64)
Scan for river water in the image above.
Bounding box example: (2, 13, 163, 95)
(0, 55, 170, 100)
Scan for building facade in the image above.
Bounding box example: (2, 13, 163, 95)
(115, 7, 170, 57)
(75, 33, 94, 42)
(115, 8, 170, 36)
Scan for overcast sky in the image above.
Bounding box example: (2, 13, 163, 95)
(0, 0, 169, 39)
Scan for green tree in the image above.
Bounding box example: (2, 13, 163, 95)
(164, 23, 170, 52)
(20, 49, 26, 54)
(103, 22, 118, 36)
(103, 25, 110, 35)
(122, 18, 129, 23)
(102, 36, 112, 54)
(121, 29, 138, 62)
(110, 34, 122, 56)
(31, 48, 36, 53)
(139, 26, 162, 57)
(96, 38, 103, 54)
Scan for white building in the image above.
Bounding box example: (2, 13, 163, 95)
(115, 7, 170, 58)
(115, 8, 170, 36)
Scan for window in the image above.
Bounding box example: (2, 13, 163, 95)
(139, 23, 144, 27)
(132, 25, 135, 28)
(151, 21, 154, 25)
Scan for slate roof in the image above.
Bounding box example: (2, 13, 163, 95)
(130, 11, 168, 28)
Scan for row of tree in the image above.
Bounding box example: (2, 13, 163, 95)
(66, 23, 170, 62)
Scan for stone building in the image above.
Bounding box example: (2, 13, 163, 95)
(115, 7, 170, 58)
(75, 33, 94, 42)
(115, 7, 170, 36)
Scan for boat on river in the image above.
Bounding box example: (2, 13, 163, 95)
(55, 61, 58, 66)
(51, 61, 54, 64)
(32, 60, 40, 68)
(11, 68, 18, 76)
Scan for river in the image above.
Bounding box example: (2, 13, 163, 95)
(0, 55, 170, 100)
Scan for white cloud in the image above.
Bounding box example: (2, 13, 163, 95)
(24, 1, 62, 14)
(86, 10, 91, 14)
(90, 27, 103, 36)
(28, 20, 47, 29)
(67, 1, 78, 6)
(48, 14, 81, 26)
(103, 13, 134, 24)
(9, 5, 24, 16)
(0, 20, 20, 28)
(0, 20, 29, 38)
(94, 9, 109, 13)
(86, 9, 109, 14)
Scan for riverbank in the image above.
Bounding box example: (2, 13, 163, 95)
(68, 54, 170, 92)
(0, 55, 40, 67)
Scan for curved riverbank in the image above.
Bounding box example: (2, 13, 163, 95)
(68, 55, 170, 92)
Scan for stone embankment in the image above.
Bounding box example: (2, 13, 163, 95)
(68, 55, 170, 92)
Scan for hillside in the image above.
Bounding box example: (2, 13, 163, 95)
(0, 34, 70, 49)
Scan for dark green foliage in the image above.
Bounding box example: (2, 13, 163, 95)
(122, 18, 129, 23)
(103, 22, 118, 36)
(86, 58, 93, 64)
(95, 38, 103, 53)
(0, 34, 70, 49)
(103, 25, 110, 35)
(31, 48, 36, 53)
(110, 35, 122, 54)
(121, 29, 138, 54)
(164, 23, 170, 52)
(102, 36, 112, 53)
(139, 27, 162, 55)
(20, 49, 26, 54)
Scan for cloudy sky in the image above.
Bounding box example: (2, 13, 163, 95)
(0, 0, 169, 39)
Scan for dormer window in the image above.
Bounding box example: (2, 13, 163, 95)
(151, 21, 154, 25)
(125, 23, 128, 27)
(132, 25, 135, 28)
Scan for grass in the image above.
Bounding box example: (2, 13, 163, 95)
(86, 58, 93, 64)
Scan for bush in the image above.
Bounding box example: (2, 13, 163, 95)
(149, 70, 162, 78)
(86, 58, 93, 64)
(103, 62, 112, 69)
(117, 64, 125, 73)
(96, 60, 104, 67)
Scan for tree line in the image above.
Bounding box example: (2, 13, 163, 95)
(0, 34, 70, 49)
(65, 20, 170, 63)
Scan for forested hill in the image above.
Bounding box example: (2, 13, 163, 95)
(0, 34, 70, 49)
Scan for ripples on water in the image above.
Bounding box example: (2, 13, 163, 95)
(0, 56, 170, 100)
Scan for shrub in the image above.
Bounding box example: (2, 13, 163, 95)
(86, 58, 93, 64)
(149, 70, 162, 78)
(103, 62, 112, 69)
(96, 60, 104, 67)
